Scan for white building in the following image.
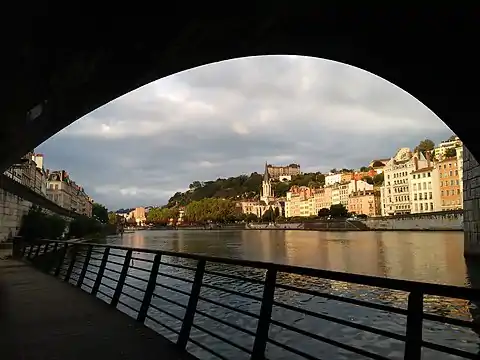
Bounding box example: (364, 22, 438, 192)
(380, 148, 428, 216)
(325, 173, 342, 186)
(409, 165, 441, 214)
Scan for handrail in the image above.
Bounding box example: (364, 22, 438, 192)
(34, 238, 480, 299)
(20, 239, 480, 360)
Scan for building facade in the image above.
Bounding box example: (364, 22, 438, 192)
(409, 166, 441, 214)
(438, 156, 462, 210)
(434, 136, 462, 160)
(266, 163, 301, 179)
(348, 190, 381, 216)
(380, 148, 428, 216)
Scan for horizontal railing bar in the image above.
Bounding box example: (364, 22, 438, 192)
(82, 283, 93, 289)
(156, 283, 191, 297)
(272, 300, 405, 341)
(129, 264, 151, 272)
(37, 240, 480, 299)
(85, 269, 97, 275)
(102, 274, 119, 283)
(126, 273, 149, 283)
(202, 283, 263, 302)
(107, 259, 124, 267)
(423, 312, 480, 330)
(145, 314, 180, 334)
(117, 299, 140, 313)
(108, 252, 126, 259)
(131, 256, 154, 263)
(88, 262, 101, 268)
(267, 337, 320, 360)
(149, 303, 184, 322)
(91, 250, 105, 255)
(159, 261, 197, 272)
(120, 290, 143, 303)
(152, 292, 188, 309)
(100, 282, 117, 291)
(195, 308, 256, 337)
(191, 323, 252, 354)
(157, 271, 194, 283)
(422, 340, 477, 359)
(84, 275, 96, 283)
(197, 295, 260, 319)
(276, 283, 408, 315)
(204, 269, 265, 285)
(270, 318, 389, 360)
(97, 289, 112, 298)
(187, 337, 228, 360)
(123, 281, 146, 293)
(104, 266, 122, 275)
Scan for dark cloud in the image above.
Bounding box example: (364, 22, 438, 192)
(37, 56, 451, 210)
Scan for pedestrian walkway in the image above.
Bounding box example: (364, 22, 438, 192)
(0, 259, 197, 360)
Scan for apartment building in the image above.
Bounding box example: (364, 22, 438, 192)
(285, 186, 316, 218)
(381, 148, 428, 216)
(434, 136, 462, 160)
(409, 165, 441, 214)
(325, 172, 354, 186)
(348, 190, 381, 216)
(314, 187, 332, 212)
(438, 156, 462, 210)
(456, 146, 464, 204)
(266, 163, 301, 179)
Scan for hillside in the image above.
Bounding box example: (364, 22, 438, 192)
(166, 172, 326, 207)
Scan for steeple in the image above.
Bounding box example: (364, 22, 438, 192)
(263, 161, 270, 182)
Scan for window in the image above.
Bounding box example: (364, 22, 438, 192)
(423, 182, 427, 190)
(451, 180, 454, 186)
(54, 184, 58, 190)
(420, 203, 423, 211)
(413, 184, 417, 191)
(428, 182, 432, 189)
(414, 194, 417, 200)
(430, 203, 434, 211)
(428, 172, 431, 177)
(455, 170, 458, 175)
(449, 170, 453, 176)
(441, 190, 444, 196)
(429, 192, 432, 200)
(414, 203, 418, 211)
(413, 174, 416, 179)
(457, 189, 460, 195)
(449, 163, 452, 168)
(419, 193, 423, 200)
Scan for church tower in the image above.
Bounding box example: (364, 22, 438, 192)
(261, 161, 274, 203)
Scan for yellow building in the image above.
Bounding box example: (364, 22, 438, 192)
(438, 156, 462, 210)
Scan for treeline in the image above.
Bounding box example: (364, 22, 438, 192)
(166, 172, 327, 207)
(19, 206, 113, 241)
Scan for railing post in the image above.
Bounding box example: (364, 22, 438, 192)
(137, 253, 161, 323)
(111, 250, 133, 307)
(77, 245, 93, 287)
(34, 244, 41, 259)
(54, 244, 68, 277)
(27, 243, 34, 259)
(42, 242, 49, 255)
(177, 259, 206, 349)
(251, 268, 277, 360)
(91, 247, 110, 296)
(404, 290, 423, 360)
(64, 245, 78, 283)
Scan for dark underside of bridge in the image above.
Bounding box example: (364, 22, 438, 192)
(2, 7, 479, 172)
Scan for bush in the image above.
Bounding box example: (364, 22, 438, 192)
(19, 206, 67, 241)
(68, 216, 103, 239)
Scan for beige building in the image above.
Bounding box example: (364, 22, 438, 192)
(325, 172, 354, 186)
(46, 170, 93, 217)
(285, 186, 316, 218)
(434, 136, 462, 160)
(380, 148, 428, 216)
(409, 165, 441, 214)
(438, 156, 462, 210)
(456, 146, 464, 204)
(314, 187, 332, 212)
(348, 190, 381, 216)
(126, 207, 147, 226)
(267, 163, 301, 179)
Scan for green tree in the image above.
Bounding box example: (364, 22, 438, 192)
(444, 148, 457, 158)
(330, 168, 337, 173)
(448, 135, 457, 141)
(19, 206, 67, 241)
(262, 207, 275, 222)
(245, 213, 258, 222)
(414, 139, 435, 154)
(92, 203, 109, 223)
(330, 204, 348, 218)
(318, 208, 330, 217)
(184, 198, 237, 223)
(274, 181, 290, 197)
(360, 166, 369, 172)
(362, 176, 374, 185)
(373, 173, 384, 186)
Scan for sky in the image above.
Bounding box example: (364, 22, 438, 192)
(37, 55, 453, 210)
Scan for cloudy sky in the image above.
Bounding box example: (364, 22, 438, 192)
(37, 56, 452, 210)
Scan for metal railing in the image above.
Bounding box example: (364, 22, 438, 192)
(21, 239, 480, 360)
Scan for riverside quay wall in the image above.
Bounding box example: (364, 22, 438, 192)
(364, 210, 463, 231)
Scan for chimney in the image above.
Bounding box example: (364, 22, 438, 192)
(426, 151, 431, 168)
(414, 156, 419, 171)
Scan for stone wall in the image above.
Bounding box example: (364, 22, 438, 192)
(463, 146, 480, 256)
(364, 210, 463, 231)
(0, 188, 32, 242)
(0, 188, 74, 243)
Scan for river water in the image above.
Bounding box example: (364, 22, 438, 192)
(90, 230, 479, 359)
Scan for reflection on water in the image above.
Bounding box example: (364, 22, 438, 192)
(98, 230, 480, 359)
(114, 230, 468, 286)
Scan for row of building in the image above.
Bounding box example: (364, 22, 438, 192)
(236, 136, 464, 219)
(1, 150, 94, 241)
